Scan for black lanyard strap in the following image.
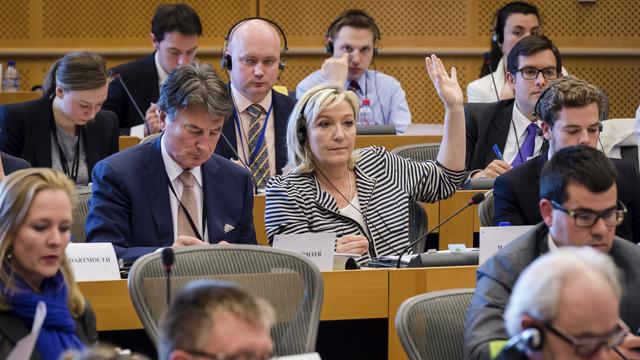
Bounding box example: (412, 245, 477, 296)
(50, 119, 81, 182)
(167, 176, 206, 241)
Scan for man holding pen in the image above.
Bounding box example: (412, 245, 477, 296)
(465, 35, 561, 178)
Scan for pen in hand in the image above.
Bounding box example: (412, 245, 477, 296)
(492, 144, 504, 161)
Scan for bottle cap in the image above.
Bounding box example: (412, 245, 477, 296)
(7, 60, 15, 66)
(498, 221, 511, 226)
(362, 98, 371, 106)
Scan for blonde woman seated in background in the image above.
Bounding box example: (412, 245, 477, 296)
(265, 55, 466, 264)
(0, 169, 97, 360)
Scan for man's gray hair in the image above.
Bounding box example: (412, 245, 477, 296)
(504, 247, 621, 336)
(157, 62, 231, 121)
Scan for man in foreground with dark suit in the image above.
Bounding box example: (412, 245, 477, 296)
(86, 63, 257, 261)
(103, 3, 202, 134)
(493, 77, 640, 243)
(465, 35, 561, 178)
(214, 18, 295, 188)
(464, 145, 640, 360)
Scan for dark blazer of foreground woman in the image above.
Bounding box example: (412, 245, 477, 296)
(0, 96, 119, 182)
(0, 301, 98, 360)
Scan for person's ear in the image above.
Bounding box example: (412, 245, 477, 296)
(540, 122, 552, 140)
(540, 198, 554, 227)
(506, 71, 516, 92)
(151, 32, 159, 49)
(168, 350, 192, 360)
(159, 110, 166, 131)
(55, 86, 64, 99)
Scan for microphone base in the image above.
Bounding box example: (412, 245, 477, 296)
(408, 251, 479, 268)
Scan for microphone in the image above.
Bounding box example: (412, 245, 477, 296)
(110, 72, 149, 135)
(220, 132, 259, 195)
(501, 327, 543, 355)
(161, 247, 174, 305)
(484, 52, 500, 102)
(396, 192, 486, 268)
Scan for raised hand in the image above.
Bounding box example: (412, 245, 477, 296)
(322, 53, 349, 88)
(425, 54, 464, 109)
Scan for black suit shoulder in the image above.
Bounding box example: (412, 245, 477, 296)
(464, 99, 515, 171)
(611, 158, 640, 243)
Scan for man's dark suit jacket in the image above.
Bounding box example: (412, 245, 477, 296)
(463, 223, 640, 360)
(86, 136, 257, 261)
(103, 53, 159, 130)
(465, 99, 548, 171)
(0, 151, 29, 174)
(494, 154, 640, 243)
(0, 96, 119, 182)
(214, 89, 295, 175)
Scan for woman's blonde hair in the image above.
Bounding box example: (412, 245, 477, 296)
(286, 85, 360, 174)
(0, 168, 85, 317)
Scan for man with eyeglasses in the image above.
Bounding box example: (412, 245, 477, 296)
(493, 77, 640, 243)
(497, 247, 630, 359)
(465, 35, 561, 179)
(464, 145, 640, 360)
(158, 279, 275, 360)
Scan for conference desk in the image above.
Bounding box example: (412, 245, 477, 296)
(0, 91, 41, 105)
(79, 266, 477, 360)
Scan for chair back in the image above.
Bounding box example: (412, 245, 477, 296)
(71, 186, 92, 242)
(395, 288, 475, 360)
(128, 245, 323, 356)
(478, 190, 495, 227)
(409, 201, 428, 253)
(391, 143, 440, 162)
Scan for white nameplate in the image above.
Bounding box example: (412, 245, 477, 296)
(272, 233, 335, 271)
(479, 225, 535, 265)
(275, 353, 322, 360)
(65, 243, 121, 281)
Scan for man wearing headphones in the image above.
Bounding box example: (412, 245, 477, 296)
(103, 3, 202, 134)
(464, 145, 640, 360)
(493, 77, 640, 243)
(466, 35, 560, 178)
(498, 247, 628, 359)
(296, 9, 411, 134)
(214, 18, 296, 188)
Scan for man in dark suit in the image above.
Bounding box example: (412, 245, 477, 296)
(465, 35, 561, 178)
(86, 63, 257, 261)
(103, 4, 202, 133)
(464, 145, 640, 360)
(214, 19, 295, 187)
(494, 77, 640, 243)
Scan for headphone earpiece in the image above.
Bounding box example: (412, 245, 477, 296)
(521, 325, 544, 352)
(492, 32, 498, 43)
(220, 54, 232, 71)
(325, 41, 334, 55)
(296, 115, 307, 145)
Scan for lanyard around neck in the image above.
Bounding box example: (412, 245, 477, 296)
(50, 118, 82, 183)
(233, 102, 274, 165)
(167, 174, 207, 241)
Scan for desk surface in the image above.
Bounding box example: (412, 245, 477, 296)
(79, 266, 476, 360)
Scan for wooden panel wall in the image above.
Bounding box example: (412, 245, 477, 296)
(1, 0, 638, 119)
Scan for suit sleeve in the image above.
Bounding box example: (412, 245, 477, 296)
(493, 173, 526, 226)
(0, 105, 26, 159)
(464, 103, 480, 171)
(264, 176, 312, 244)
(464, 260, 513, 360)
(235, 172, 257, 244)
(86, 159, 157, 260)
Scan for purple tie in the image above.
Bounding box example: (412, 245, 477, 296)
(511, 123, 538, 167)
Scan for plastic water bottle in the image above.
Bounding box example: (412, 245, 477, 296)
(2, 61, 20, 92)
(358, 98, 373, 126)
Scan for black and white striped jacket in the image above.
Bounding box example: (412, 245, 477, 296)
(265, 147, 466, 263)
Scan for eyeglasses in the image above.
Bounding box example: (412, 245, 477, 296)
(550, 200, 627, 228)
(183, 349, 273, 360)
(544, 321, 628, 357)
(517, 66, 559, 80)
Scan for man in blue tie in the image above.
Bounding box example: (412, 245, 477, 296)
(465, 35, 562, 178)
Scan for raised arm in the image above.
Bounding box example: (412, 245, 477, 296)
(425, 54, 465, 172)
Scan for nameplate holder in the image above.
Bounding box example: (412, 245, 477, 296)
(479, 225, 535, 265)
(65, 243, 121, 281)
(272, 233, 335, 271)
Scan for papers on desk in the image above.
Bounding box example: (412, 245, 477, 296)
(274, 353, 321, 360)
(129, 124, 145, 138)
(7, 301, 46, 360)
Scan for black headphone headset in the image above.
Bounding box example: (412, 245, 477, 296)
(324, 9, 381, 56)
(520, 325, 544, 352)
(220, 17, 288, 72)
(296, 86, 343, 145)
